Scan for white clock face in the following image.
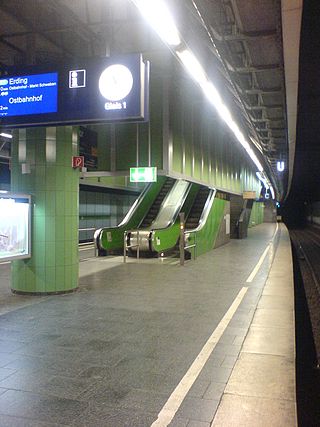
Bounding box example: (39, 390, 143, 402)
(98, 64, 134, 101)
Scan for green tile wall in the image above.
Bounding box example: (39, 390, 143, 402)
(11, 126, 79, 294)
(168, 67, 261, 196)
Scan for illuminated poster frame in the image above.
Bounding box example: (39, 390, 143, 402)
(0, 193, 32, 262)
(0, 54, 149, 128)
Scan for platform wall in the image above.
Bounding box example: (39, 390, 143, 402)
(79, 187, 138, 242)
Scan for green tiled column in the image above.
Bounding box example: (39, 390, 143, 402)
(11, 126, 79, 294)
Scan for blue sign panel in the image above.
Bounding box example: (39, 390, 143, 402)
(0, 73, 58, 117)
(0, 54, 149, 128)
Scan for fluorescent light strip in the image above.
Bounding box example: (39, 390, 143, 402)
(256, 172, 269, 190)
(133, 0, 181, 46)
(0, 132, 13, 139)
(256, 172, 275, 200)
(175, 50, 264, 172)
(201, 80, 263, 172)
(132, 1, 268, 180)
(269, 186, 275, 200)
(177, 49, 207, 86)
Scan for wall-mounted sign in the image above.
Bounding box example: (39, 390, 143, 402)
(69, 69, 86, 88)
(0, 194, 31, 262)
(0, 54, 149, 128)
(130, 167, 157, 182)
(72, 156, 84, 169)
(243, 191, 256, 199)
(276, 161, 285, 172)
(0, 73, 58, 117)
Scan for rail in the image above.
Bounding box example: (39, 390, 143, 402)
(291, 229, 320, 297)
(290, 228, 320, 366)
(184, 230, 197, 262)
(123, 230, 140, 263)
(79, 227, 97, 256)
(179, 213, 197, 266)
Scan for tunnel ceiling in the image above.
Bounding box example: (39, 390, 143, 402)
(0, 0, 292, 199)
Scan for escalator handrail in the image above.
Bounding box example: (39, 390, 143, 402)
(149, 180, 192, 230)
(94, 183, 151, 250)
(117, 183, 152, 227)
(138, 178, 175, 228)
(185, 188, 217, 233)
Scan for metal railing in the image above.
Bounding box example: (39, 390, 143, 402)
(179, 213, 197, 266)
(123, 230, 140, 263)
(78, 227, 97, 256)
(184, 230, 197, 259)
(79, 228, 96, 233)
(78, 222, 198, 264)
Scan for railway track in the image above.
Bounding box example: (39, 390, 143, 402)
(291, 228, 320, 294)
(290, 226, 320, 365)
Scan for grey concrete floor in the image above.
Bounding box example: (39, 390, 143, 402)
(0, 224, 283, 426)
(212, 224, 296, 426)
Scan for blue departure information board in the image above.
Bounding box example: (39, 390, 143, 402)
(0, 54, 149, 128)
(0, 73, 58, 117)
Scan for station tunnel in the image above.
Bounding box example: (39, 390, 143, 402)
(1, 1, 320, 426)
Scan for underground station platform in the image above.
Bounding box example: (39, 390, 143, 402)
(0, 222, 296, 426)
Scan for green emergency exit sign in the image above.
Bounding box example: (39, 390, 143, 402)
(130, 167, 157, 182)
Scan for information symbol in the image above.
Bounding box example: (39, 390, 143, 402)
(69, 70, 86, 88)
(71, 72, 78, 88)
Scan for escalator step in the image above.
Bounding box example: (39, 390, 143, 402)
(140, 177, 176, 228)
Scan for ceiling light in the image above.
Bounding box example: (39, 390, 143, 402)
(269, 186, 275, 200)
(247, 148, 263, 172)
(133, 1, 268, 183)
(0, 132, 13, 139)
(203, 82, 222, 106)
(132, 0, 181, 46)
(256, 172, 269, 190)
(177, 49, 207, 86)
(202, 80, 263, 171)
(257, 171, 275, 199)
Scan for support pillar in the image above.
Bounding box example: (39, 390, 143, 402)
(11, 126, 79, 294)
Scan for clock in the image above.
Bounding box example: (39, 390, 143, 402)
(98, 64, 134, 101)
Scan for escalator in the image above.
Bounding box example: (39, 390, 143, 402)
(96, 179, 229, 259)
(144, 185, 229, 259)
(139, 177, 175, 228)
(185, 187, 211, 229)
(128, 184, 218, 259)
(94, 176, 176, 255)
(128, 182, 229, 259)
(127, 179, 192, 256)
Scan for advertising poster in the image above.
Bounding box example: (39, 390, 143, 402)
(0, 195, 31, 262)
(79, 126, 98, 170)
